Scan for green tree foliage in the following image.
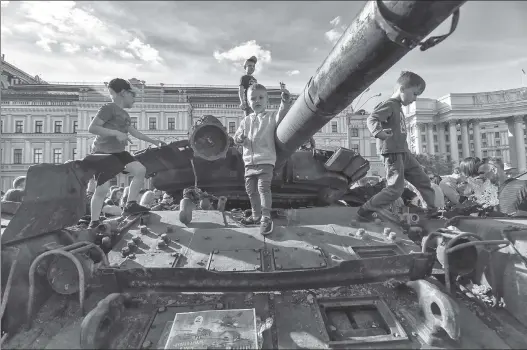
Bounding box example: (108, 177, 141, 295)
(413, 153, 456, 175)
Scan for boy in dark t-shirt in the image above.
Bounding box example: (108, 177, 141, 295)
(357, 71, 438, 222)
(238, 56, 258, 116)
(87, 78, 166, 228)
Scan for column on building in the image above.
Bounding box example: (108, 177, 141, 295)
(26, 114, 31, 133)
(24, 140, 31, 163)
(413, 123, 422, 154)
(513, 115, 526, 172)
(472, 119, 482, 159)
(448, 120, 459, 163)
(46, 114, 52, 133)
(460, 120, 470, 158)
(64, 140, 70, 162)
(44, 140, 51, 163)
(437, 122, 447, 156)
(507, 118, 518, 168)
(426, 123, 435, 155)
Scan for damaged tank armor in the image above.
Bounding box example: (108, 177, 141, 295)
(2, 1, 527, 349)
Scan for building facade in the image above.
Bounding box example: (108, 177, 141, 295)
(1, 58, 350, 192)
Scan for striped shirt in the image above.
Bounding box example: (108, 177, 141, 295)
(498, 178, 527, 215)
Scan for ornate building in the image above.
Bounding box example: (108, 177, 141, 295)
(1, 58, 350, 192)
(405, 89, 527, 173)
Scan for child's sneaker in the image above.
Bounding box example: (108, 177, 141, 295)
(260, 217, 273, 236)
(357, 207, 377, 223)
(239, 216, 261, 226)
(123, 201, 150, 216)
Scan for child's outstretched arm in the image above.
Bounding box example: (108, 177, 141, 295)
(366, 102, 393, 140)
(275, 85, 292, 124)
(128, 125, 166, 147)
(234, 120, 247, 145)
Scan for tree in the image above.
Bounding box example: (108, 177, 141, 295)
(413, 153, 456, 176)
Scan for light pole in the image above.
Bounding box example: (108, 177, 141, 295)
(352, 87, 370, 111)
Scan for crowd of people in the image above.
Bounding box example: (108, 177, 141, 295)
(2, 60, 526, 235)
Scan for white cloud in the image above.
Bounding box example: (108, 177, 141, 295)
(325, 29, 342, 44)
(330, 16, 341, 26)
(1, 1, 10, 7)
(36, 37, 57, 52)
(213, 40, 272, 73)
(62, 42, 80, 53)
(127, 38, 162, 64)
(117, 50, 135, 59)
(287, 70, 300, 76)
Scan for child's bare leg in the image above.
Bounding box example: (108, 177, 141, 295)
(125, 161, 146, 203)
(90, 181, 111, 224)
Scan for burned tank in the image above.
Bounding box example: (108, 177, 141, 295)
(3, 1, 527, 349)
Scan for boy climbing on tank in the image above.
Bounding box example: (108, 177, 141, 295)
(87, 78, 166, 229)
(234, 82, 291, 235)
(357, 71, 439, 222)
(238, 56, 258, 117)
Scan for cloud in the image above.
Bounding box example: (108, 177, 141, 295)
(213, 40, 272, 73)
(287, 70, 300, 76)
(117, 50, 134, 60)
(127, 38, 162, 63)
(329, 16, 341, 26)
(36, 37, 57, 52)
(1, 1, 9, 7)
(324, 15, 347, 44)
(62, 42, 80, 54)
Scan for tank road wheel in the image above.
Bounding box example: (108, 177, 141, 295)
(80, 293, 130, 349)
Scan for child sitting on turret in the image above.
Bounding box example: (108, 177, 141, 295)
(238, 56, 258, 116)
(234, 83, 291, 235)
(358, 71, 438, 221)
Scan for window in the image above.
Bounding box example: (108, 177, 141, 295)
(421, 135, 426, 142)
(496, 140, 501, 147)
(331, 122, 338, 133)
(469, 135, 473, 140)
(496, 150, 502, 156)
(482, 141, 487, 148)
(73, 121, 78, 133)
(35, 121, 43, 133)
(168, 118, 175, 130)
(53, 149, 62, 164)
(33, 148, 43, 163)
(351, 144, 359, 153)
(131, 117, 138, 129)
(15, 121, 23, 133)
(434, 145, 439, 153)
(470, 143, 474, 150)
(54, 121, 62, 133)
(494, 132, 500, 138)
(350, 128, 359, 137)
(149, 117, 157, 130)
(447, 155, 451, 161)
(483, 150, 488, 157)
(72, 148, 77, 160)
(433, 135, 437, 142)
(1, 120, 3, 133)
(13, 149, 23, 164)
(433, 125, 437, 132)
(229, 122, 236, 134)
(457, 136, 461, 141)
(481, 133, 486, 139)
(445, 135, 449, 142)
(446, 146, 450, 152)
(422, 146, 427, 153)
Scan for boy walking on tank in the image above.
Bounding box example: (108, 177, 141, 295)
(234, 82, 291, 235)
(238, 56, 258, 116)
(87, 78, 166, 228)
(358, 71, 438, 222)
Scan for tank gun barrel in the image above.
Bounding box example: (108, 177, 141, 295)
(275, 0, 466, 165)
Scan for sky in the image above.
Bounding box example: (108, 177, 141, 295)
(1, 0, 527, 112)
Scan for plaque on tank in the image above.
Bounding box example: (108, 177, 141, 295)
(164, 308, 258, 349)
(207, 249, 262, 272)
